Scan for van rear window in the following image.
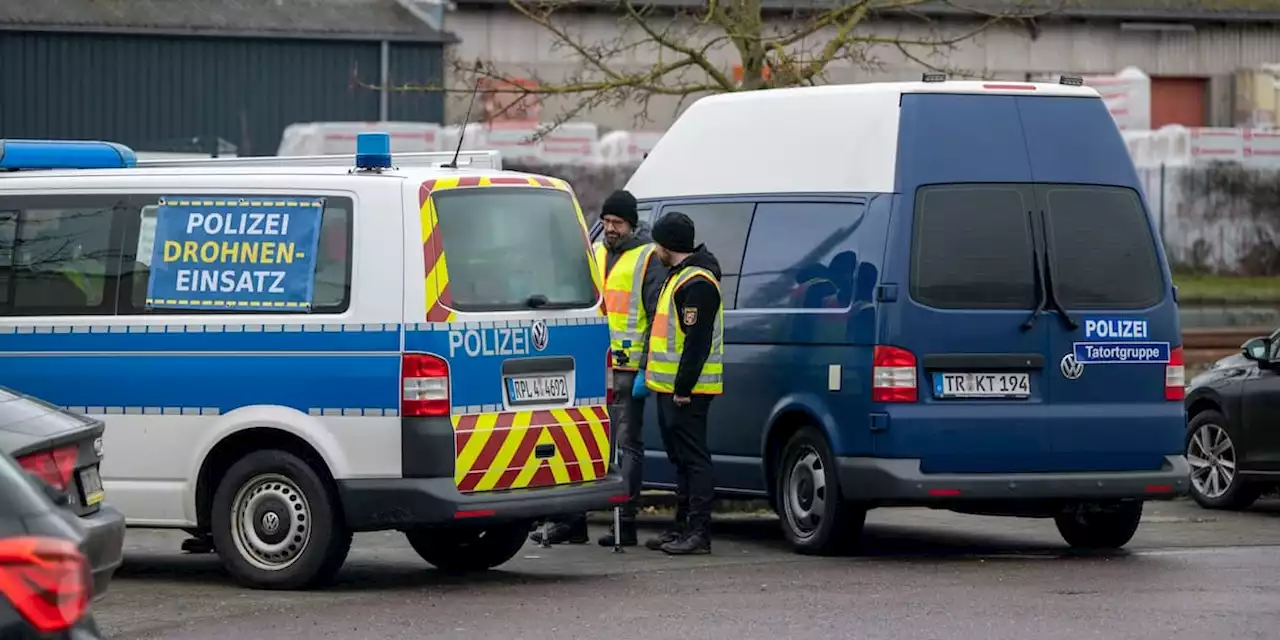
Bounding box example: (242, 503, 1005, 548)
(1042, 185, 1163, 309)
(432, 188, 596, 312)
(910, 185, 1036, 309)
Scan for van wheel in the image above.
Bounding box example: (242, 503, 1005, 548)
(1186, 410, 1262, 510)
(405, 523, 529, 573)
(1054, 501, 1143, 550)
(776, 427, 866, 556)
(210, 449, 352, 590)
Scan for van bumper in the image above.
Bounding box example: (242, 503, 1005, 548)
(337, 473, 628, 532)
(836, 455, 1190, 505)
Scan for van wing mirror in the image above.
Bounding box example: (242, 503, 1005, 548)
(1241, 337, 1271, 363)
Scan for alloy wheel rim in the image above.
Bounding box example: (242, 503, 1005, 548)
(1188, 424, 1237, 500)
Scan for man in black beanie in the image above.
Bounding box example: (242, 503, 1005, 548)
(642, 211, 723, 555)
(529, 189, 667, 547)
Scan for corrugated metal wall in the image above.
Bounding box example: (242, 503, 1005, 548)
(445, 9, 1280, 128)
(0, 31, 445, 155)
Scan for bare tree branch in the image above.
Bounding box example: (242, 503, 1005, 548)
(355, 0, 1064, 133)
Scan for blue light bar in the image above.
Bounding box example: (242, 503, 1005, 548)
(0, 139, 138, 170)
(354, 132, 392, 170)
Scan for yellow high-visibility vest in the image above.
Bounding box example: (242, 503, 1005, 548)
(593, 242, 655, 370)
(645, 266, 724, 395)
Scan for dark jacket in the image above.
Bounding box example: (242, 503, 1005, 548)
(601, 223, 667, 327)
(664, 245, 723, 397)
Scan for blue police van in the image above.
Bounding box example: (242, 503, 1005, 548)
(607, 77, 1191, 555)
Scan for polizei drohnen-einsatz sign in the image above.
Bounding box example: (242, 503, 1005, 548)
(145, 196, 325, 310)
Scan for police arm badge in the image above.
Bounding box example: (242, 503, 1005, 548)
(681, 306, 698, 326)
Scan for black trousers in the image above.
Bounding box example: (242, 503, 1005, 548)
(612, 370, 647, 521)
(656, 392, 714, 536)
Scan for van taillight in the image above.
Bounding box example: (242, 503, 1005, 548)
(872, 345, 918, 403)
(402, 353, 450, 417)
(1165, 346, 1185, 401)
(605, 348, 615, 405)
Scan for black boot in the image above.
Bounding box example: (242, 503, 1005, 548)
(644, 529, 682, 550)
(528, 518, 588, 545)
(660, 531, 711, 555)
(597, 521, 638, 547)
(646, 512, 686, 550)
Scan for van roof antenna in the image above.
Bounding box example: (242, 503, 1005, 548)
(443, 60, 485, 169)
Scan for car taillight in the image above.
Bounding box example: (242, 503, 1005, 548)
(605, 348, 615, 405)
(872, 345, 918, 403)
(17, 445, 78, 493)
(402, 353, 450, 417)
(0, 537, 89, 633)
(1165, 345, 1185, 401)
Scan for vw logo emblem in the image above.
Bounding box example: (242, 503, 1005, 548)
(531, 320, 549, 352)
(260, 512, 281, 535)
(1060, 353, 1085, 380)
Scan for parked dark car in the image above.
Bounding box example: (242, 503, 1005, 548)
(0, 448, 104, 638)
(0, 387, 125, 596)
(1184, 327, 1280, 509)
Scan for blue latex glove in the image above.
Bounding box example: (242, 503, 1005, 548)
(632, 371, 649, 399)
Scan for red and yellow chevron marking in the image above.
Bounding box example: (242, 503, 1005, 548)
(418, 174, 579, 321)
(452, 406, 611, 493)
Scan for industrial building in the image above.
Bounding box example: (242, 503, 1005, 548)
(0, 0, 452, 155)
(446, 0, 1280, 129)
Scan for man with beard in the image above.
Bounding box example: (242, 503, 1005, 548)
(529, 189, 667, 547)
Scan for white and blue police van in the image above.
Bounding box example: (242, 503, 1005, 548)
(0, 136, 622, 589)
(606, 76, 1190, 555)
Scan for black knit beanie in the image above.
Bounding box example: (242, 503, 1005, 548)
(652, 211, 696, 253)
(600, 190, 639, 227)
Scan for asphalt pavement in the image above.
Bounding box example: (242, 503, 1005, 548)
(97, 499, 1280, 640)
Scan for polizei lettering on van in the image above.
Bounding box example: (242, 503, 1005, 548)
(448, 327, 531, 358)
(1083, 317, 1149, 341)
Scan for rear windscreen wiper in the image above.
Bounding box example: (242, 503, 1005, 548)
(524, 294, 549, 309)
(1021, 229, 1047, 332)
(1038, 210, 1079, 331)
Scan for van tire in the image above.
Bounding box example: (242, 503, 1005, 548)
(405, 523, 529, 573)
(776, 427, 866, 556)
(1053, 501, 1143, 550)
(1186, 410, 1262, 510)
(210, 449, 352, 590)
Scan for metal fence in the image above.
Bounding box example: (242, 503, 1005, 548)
(1136, 163, 1280, 277)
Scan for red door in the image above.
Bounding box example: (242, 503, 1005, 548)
(1151, 77, 1207, 128)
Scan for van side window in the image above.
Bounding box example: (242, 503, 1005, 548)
(0, 198, 125, 316)
(910, 185, 1036, 310)
(0, 213, 15, 306)
(1041, 185, 1163, 309)
(121, 196, 354, 315)
(738, 202, 868, 310)
(660, 203, 753, 309)
(634, 206, 653, 234)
